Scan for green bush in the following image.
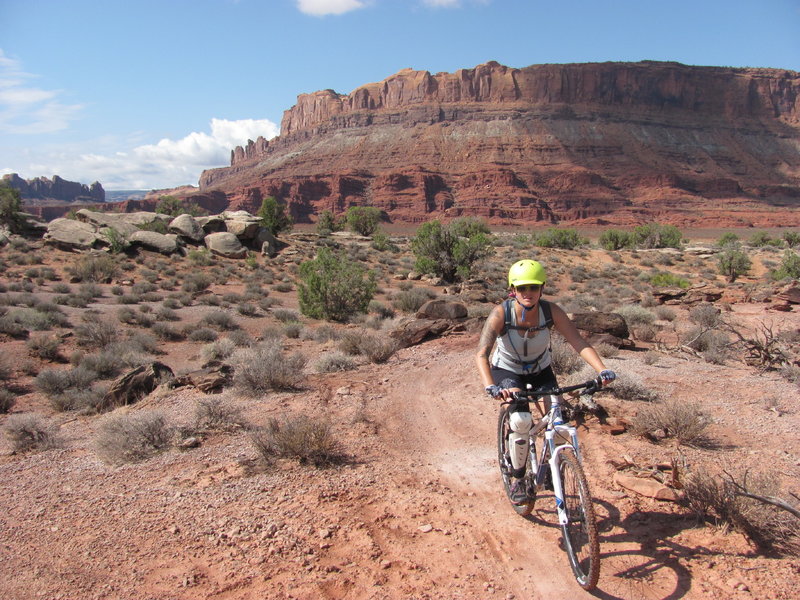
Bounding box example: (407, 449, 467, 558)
(772, 250, 800, 280)
(258, 196, 293, 236)
(718, 243, 752, 282)
(298, 247, 376, 322)
(534, 228, 588, 250)
(632, 223, 682, 249)
(345, 206, 382, 236)
(599, 229, 633, 250)
(70, 254, 119, 283)
(411, 219, 493, 282)
(316, 209, 343, 235)
(649, 272, 690, 288)
(782, 231, 800, 248)
(0, 184, 25, 234)
(749, 231, 782, 248)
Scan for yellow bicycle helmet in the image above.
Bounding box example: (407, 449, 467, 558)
(508, 259, 546, 287)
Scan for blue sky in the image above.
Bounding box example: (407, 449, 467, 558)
(1, 0, 799, 191)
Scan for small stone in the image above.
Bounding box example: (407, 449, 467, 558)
(418, 524, 434, 533)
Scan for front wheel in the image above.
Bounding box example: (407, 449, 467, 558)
(558, 449, 600, 590)
(497, 406, 534, 516)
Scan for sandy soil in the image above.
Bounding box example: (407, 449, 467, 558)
(1, 238, 799, 600)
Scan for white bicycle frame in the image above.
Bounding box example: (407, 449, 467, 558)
(532, 394, 582, 527)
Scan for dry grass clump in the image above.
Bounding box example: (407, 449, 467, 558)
(314, 351, 357, 373)
(608, 370, 661, 402)
(4, 413, 59, 452)
(75, 319, 118, 348)
(250, 416, 345, 466)
(26, 334, 63, 361)
(550, 333, 582, 376)
(231, 341, 307, 395)
(683, 467, 800, 556)
(0, 389, 18, 413)
(200, 309, 240, 331)
(193, 396, 249, 433)
(630, 398, 710, 446)
(201, 338, 237, 362)
(336, 328, 398, 363)
(94, 410, 174, 464)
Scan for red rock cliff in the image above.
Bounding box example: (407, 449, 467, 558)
(199, 61, 800, 228)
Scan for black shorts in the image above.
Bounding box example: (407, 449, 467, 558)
(491, 365, 559, 413)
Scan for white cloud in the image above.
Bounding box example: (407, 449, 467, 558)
(1, 118, 280, 190)
(0, 49, 84, 134)
(421, 0, 461, 6)
(296, 0, 366, 16)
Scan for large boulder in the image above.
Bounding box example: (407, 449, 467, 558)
(169, 213, 205, 242)
(416, 299, 468, 320)
(128, 230, 181, 254)
(222, 211, 261, 239)
(43, 218, 101, 250)
(75, 209, 140, 237)
(205, 231, 248, 258)
(390, 318, 454, 347)
(571, 311, 629, 339)
(98, 362, 175, 411)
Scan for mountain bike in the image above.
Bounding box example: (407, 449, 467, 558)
(496, 377, 603, 591)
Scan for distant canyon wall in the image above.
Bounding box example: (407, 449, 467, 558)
(201, 61, 800, 227)
(4, 173, 105, 204)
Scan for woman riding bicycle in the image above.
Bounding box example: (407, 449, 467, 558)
(475, 259, 616, 505)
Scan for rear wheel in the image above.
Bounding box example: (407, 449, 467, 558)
(558, 449, 600, 590)
(497, 406, 534, 516)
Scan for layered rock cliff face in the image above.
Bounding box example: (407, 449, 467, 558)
(200, 61, 800, 227)
(4, 174, 105, 205)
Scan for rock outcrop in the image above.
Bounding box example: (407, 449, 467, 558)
(198, 61, 800, 228)
(4, 173, 105, 204)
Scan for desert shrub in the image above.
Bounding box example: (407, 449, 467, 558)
(682, 467, 800, 556)
(689, 304, 721, 328)
(411, 219, 494, 282)
(357, 331, 398, 363)
(594, 342, 620, 358)
(368, 300, 395, 319)
(749, 231, 781, 248)
(258, 195, 293, 235)
(316, 209, 343, 235)
(648, 272, 690, 288)
(391, 287, 436, 313)
(717, 242, 752, 282)
(534, 227, 588, 249)
(231, 342, 307, 395)
(0, 388, 17, 413)
(599, 229, 633, 250)
(609, 371, 661, 402)
(630, 398, 710, 445)
(632, 223, 682, 249)
(550, 333, 582, 376)
(236, 302, 259, 317)
(643, 350, 661, 365)
(654, 305, 677, 321)
(250, 416, 344, 466)
(154, 306, 180, 321)
(187, 327, 218, 343)
(273, 281, 293, 293)
(194, 396, 248, 432)
(70, 254, 119, 282)
(200, 309, 240, 331)
(313, 324, 340, 342)
(314, 351, 357, 373)
(201, 338, 237, 362)
(298, 247, 377, 322)
(26, 334, 63, 361)
(283, 322, 303, 339)
(0, 315, 26, 337)
(771, 250, 800, 281)
(4, 413, 59, 452)
(0, 183, 25, 233)
(151, 322, 185, 341)
(94, 410, 174, 464)
(345, 206, 382, 236)
(75, 320, 118, 348)
(77, 351, 125, 379)
(187, 248, 214, 266)
(337, 330, 363, 355)
(782, 231, 800, 248)
(52, 283, 71, 294)
(181, 272, 213, 294)
(272, 308, 300, 323)
(614, 304, 656, 326)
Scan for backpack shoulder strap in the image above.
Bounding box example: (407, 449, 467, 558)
(499, 298, 513, 337)
(539, 299, 554, 329)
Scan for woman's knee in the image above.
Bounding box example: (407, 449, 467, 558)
(509, 411, 532, 434)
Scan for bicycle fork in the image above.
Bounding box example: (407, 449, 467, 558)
(531, 426, 580, 526)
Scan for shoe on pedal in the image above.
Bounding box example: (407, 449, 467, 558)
(510, 478, 530, 505)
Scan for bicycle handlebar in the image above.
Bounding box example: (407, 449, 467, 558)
(508, 377, 602, 402)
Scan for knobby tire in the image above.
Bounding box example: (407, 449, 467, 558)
(558, 448, 600, 591)
(497, 406, 534, 516)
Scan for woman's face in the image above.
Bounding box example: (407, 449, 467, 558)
(513, 284, 542, 308)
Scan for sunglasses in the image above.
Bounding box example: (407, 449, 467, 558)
(515, 284, 542, 293)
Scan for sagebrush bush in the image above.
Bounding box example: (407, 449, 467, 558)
(201, 338, 237, 362)
(550, 333, 582, 376)
(194, 396, 248, 432)
(250, 416, 344, 466)
(4, 413, 59, 452)
(187, 327, 218, 342)
(630, 398, 710, 445)
(391, 287, 436, 313)
(95, 410, 174, 464)
(75, 320, 118, 348)
(314, 351, 357, 373)
(297, 247, 376, 321)
(0, 388, 17, 413)
(614, 304, 656, 326)
(231, 342, 307, 395)
(200, 309, 240, 331)
(609, 371, 661, 402)
(70, 254, 119, 282)
(357, 331, 398, 363)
